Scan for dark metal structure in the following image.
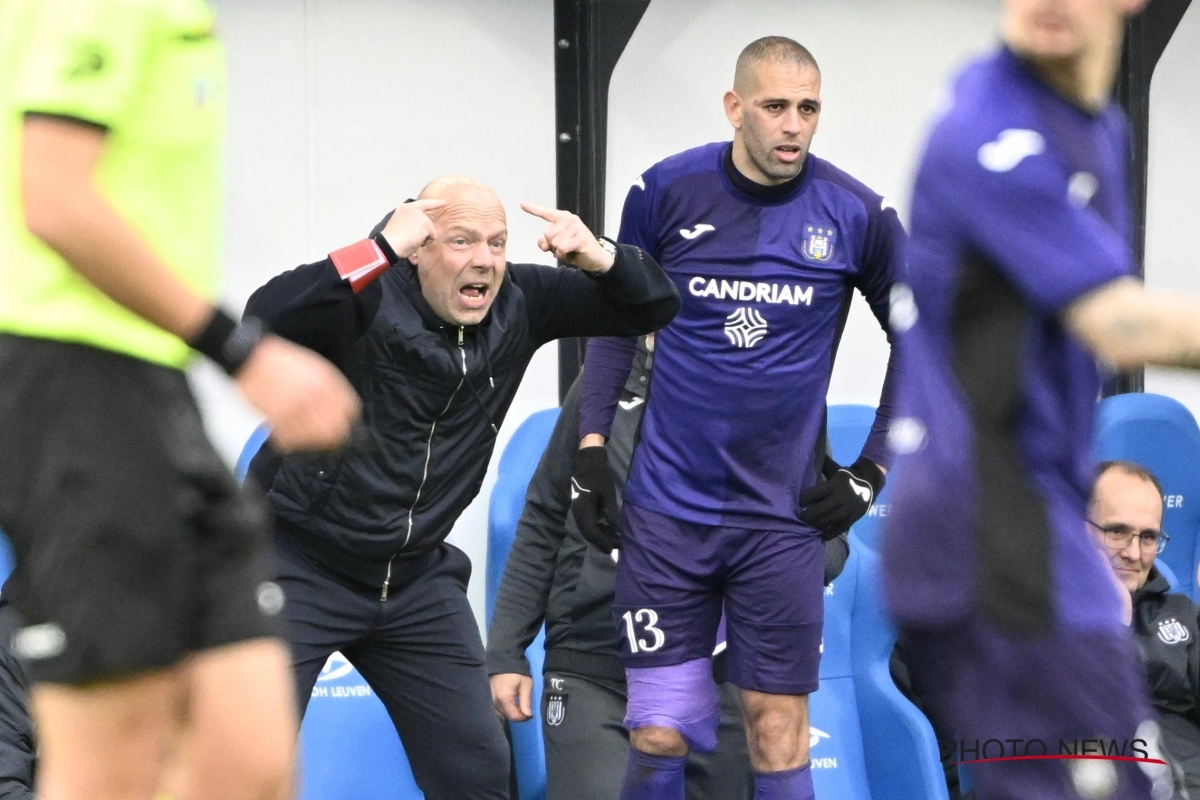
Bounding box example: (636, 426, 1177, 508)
(553, 0, 653, 401)
(551, 1, 1193, 401)
(1109, 0, 1192, 395)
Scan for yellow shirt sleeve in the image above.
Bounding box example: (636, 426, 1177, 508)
(10, 0, 155, 129)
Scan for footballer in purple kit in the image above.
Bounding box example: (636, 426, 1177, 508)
(881, 0, 1200, 798)
(574, 36, 905, 800)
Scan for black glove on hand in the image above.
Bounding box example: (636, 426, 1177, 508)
(570, 445, 621, 553)
(799, 455, 885, 541)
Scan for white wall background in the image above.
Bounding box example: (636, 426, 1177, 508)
(195, 0, 558, 622)
(193, 0, 1198, 627)
(1144, 7, 1200, 412)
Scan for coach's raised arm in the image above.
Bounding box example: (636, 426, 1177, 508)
(246, 179, 678, 365)
(239, 174, 677, 798)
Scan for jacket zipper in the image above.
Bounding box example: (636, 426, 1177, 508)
(381, 326, 468, 601)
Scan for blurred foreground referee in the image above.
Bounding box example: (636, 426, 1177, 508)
(0, 1, 359, 799)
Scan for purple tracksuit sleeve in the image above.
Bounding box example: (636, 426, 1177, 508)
(855, 200, 906, 470)
(578, 336, 638, 439)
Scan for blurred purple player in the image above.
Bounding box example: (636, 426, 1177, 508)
(881, 0, 1196, 798)
(574, 37, 905, 800)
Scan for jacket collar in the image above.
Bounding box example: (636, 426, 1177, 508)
(1134, 565, 1171, 601)
(398, 261, 455, 330)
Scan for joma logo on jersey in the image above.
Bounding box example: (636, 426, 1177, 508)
(688, 277, 813, 306)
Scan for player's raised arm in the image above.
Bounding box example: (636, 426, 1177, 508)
(1065, 278, 1200, 370)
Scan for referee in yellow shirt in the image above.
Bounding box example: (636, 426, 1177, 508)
(0, 2, 360, 799)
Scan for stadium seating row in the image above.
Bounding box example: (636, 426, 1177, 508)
(161, 392, 1200, 798)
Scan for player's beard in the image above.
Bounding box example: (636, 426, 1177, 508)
(747, 136, 805, 184)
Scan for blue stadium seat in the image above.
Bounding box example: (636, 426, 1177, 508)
(298, 654, 423, 800)
(813, 405, 949, 800)
(234, 422, 272, 483)
(1095, 393, 1200, 601)
(235, 428, 424, 800)
(0, 531, 13, 587)
(486, 407, 561, 800)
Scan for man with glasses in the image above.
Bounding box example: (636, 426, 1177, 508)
(1090, 461, 1199, 796)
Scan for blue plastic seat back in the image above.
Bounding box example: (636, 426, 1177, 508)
(1095, 394, 1200, 600)
(0, 531, 14, 586)
(809, 674, 873, 797)
(234, 427, 424, 799)
(486, 408, 561, 627)
(818, 404, 948, 800)
(851, 542, 948, 800)
(235, 422, 272, 483)
(486, 407, 560, 800)
(299, 654, 423, 800)
(818, 540, 857, 682)
(812, 547, 871, 796)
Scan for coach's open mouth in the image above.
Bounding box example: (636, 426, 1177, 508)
(459, 283, 490, 309)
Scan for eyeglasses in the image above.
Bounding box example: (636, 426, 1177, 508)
(1087, 519, 1170, 554)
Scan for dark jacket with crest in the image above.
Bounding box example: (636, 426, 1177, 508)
(1133, 566, 1200, 796)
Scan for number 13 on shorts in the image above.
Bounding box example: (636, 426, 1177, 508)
(621, 608, 665, 654)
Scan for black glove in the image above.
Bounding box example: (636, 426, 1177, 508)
(570, 446, 621, 553)
(799, 455, 885, 541)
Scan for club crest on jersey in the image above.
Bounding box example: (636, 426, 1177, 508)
(725, 307, 768, 348)
(1157, 618, 1190, 645)
(802, 224, 837, 263)
(546, 693, 567, 726)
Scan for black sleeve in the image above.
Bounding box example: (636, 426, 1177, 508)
(243, 256, 386, 364)
(512, 243, 680, 346)
(485, 379, 582, 676)
(0, 615, 35, 800)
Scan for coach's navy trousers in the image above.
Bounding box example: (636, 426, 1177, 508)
(274, 538, 509, 799)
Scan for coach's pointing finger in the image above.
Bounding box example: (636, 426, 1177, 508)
(522, 202, 614, 275)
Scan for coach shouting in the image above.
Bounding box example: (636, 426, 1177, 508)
(244, 174, 679, 798)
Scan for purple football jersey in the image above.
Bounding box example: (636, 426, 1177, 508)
(583, 142, 903, 531)
(882, 47, 1133, 633)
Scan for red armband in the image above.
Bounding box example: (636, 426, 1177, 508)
(329, 238, 390, 293)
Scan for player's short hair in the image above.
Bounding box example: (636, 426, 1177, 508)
(734, 36, 820, 91)
(1094, 460, 1165, 501)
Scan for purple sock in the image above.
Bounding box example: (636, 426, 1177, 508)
(619, 748, 687, 800)
(753, 763, 814, 800)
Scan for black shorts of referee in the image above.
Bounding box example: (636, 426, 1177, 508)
(0, 335, 283, 684)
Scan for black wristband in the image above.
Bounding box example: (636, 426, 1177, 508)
(370, 230, 400, 265)
(188, 308, 265, 376)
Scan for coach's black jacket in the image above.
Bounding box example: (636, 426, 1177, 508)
(486, 342, 849, 683)
(245, 215, 679, 596)
(1132, 566, 1200, 795)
